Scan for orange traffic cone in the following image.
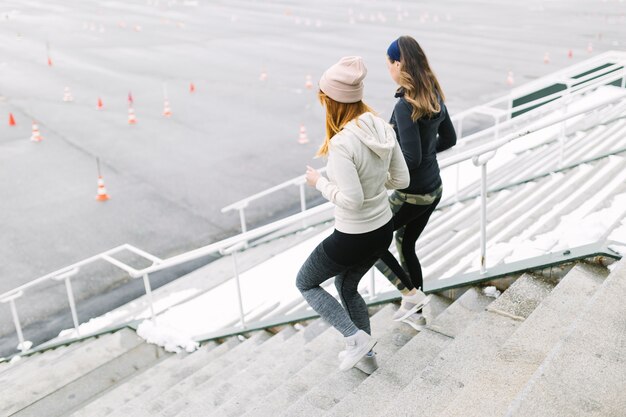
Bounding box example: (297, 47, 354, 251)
(95, 176, 110, 201)
(47, 56, 53, 66)
(9, 113, 16, 126)
(189, 82, 196, 93)
(30, 121, 43, 142)
(567, 49, 573, 59)
(298, 124, 309, 144)
(163, 99, 172, 117)
(97, 97, 104, 110)
(63, 87, 74, 102)
(543, 52, 550, 64)
(305, 75, 313, 90)
(128, 106, 137, 124)
(506, 71, 515, 86)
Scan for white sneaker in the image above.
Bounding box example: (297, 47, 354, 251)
(392, 290, 431, 321)
(401, 313, 426, 331)
(338, 350, 379, 375)
(339, 330, 377, 371)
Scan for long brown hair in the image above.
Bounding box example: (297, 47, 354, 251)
(391, 36, 445, 121)
(316, 91, 374, 157)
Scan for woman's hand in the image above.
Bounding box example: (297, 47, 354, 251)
(305, 165, 321, 188)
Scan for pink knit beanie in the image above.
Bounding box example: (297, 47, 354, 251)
(319, 56, 367, 103)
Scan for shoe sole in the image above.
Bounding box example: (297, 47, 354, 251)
(401, 318, 426, 331)
(392, 295, 432, 322)
(339, 339, 377, 371)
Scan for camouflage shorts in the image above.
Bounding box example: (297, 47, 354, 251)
(375, 186, 443, 294)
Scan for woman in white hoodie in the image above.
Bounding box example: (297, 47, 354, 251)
(296, 56, 409, 372)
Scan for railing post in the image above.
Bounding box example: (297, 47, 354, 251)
(454, 116, 464, 202)
(299, 182, 307, 213)
(368, 267, 376, 300)
(53, 268, 81, 335)
(237, 207, 248, 234)
(479, 162, 488, 274)
(142, 274, 157, 324)
(230, 250, 246, 329)
(4, 296, 26, 352)
(507, 93, 513, 119)
(63, 277, 80, 335)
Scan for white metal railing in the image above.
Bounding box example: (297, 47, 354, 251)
(221, 53, 626, 233)
(2, 56, 625, 356)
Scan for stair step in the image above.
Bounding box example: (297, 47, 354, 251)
(238, 304, 397, 417)
(378, 273, 555, 417)
(67, 340, 223, 417)
(165, 326, 302, 416)
(281, 296, 452, 417)
(325, 288, 491, 417)
(0, 337, 99, 384)
(117, 331, 271, 417)
(507, 259, 626, 417)
(211, 319, 334, 417)
(437, 262, 607, 417)
(1, 329, 165, 417)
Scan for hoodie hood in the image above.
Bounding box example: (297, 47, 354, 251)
(342, 112, 396, 159)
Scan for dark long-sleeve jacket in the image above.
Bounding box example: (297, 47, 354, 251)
(389, 91, 457, 194)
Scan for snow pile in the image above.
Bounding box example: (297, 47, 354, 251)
(483, 286, 501, 298)
(136, 319, 199, 353)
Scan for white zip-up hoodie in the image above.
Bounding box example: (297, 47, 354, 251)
(315, 112, 410, 234)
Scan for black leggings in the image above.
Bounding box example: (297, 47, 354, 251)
(381, 194, 441, 291)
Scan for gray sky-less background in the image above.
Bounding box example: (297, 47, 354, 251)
(0, 0, 624, 317)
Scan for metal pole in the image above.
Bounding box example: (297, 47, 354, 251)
(64, 277, 80, 335)
(558, 125, 566, 168)
(299, 182, 307, 212)
(238, 208, 248, 234)
(454, 117, 464, 202)
(507, 94, 513, 119)
(9, 299, 26, 352)
(368, 268, 376, 300)
(480, 162, 488, 274)
(231, 250, 246, 329)
(142, 274, 157, 324)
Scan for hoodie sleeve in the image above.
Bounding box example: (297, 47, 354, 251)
(315, 140, 364, 210)
(385, 137, 410, 190)
(394, 100, 423, 170)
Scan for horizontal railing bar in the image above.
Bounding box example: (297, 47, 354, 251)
(0, 244, 131, 301)
(221, 167, 327, 213)
(133, 202, 334, 277)
(122, 244, 163, 264)
(439, 92, 626, 169)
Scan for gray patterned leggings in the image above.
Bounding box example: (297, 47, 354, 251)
(296, 222, 392, 337)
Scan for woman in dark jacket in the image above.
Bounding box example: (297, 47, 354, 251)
(380, 35, 457, 328)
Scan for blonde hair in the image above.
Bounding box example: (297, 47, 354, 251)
(316, 91, 375, 157)
(392, 36, 445, 121)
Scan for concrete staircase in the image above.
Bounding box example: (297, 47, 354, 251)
(1, 258, 623, 417)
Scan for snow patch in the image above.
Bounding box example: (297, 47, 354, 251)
(483, 286, 501, 298)
(136, 320, 199, 353)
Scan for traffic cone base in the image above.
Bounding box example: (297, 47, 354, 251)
(128, 106, 137, 124)
(30, 122, 43, 142)
(298, 124, 309, 144)
(163, 100, 172, 117)
(96, 176, 110, 201)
